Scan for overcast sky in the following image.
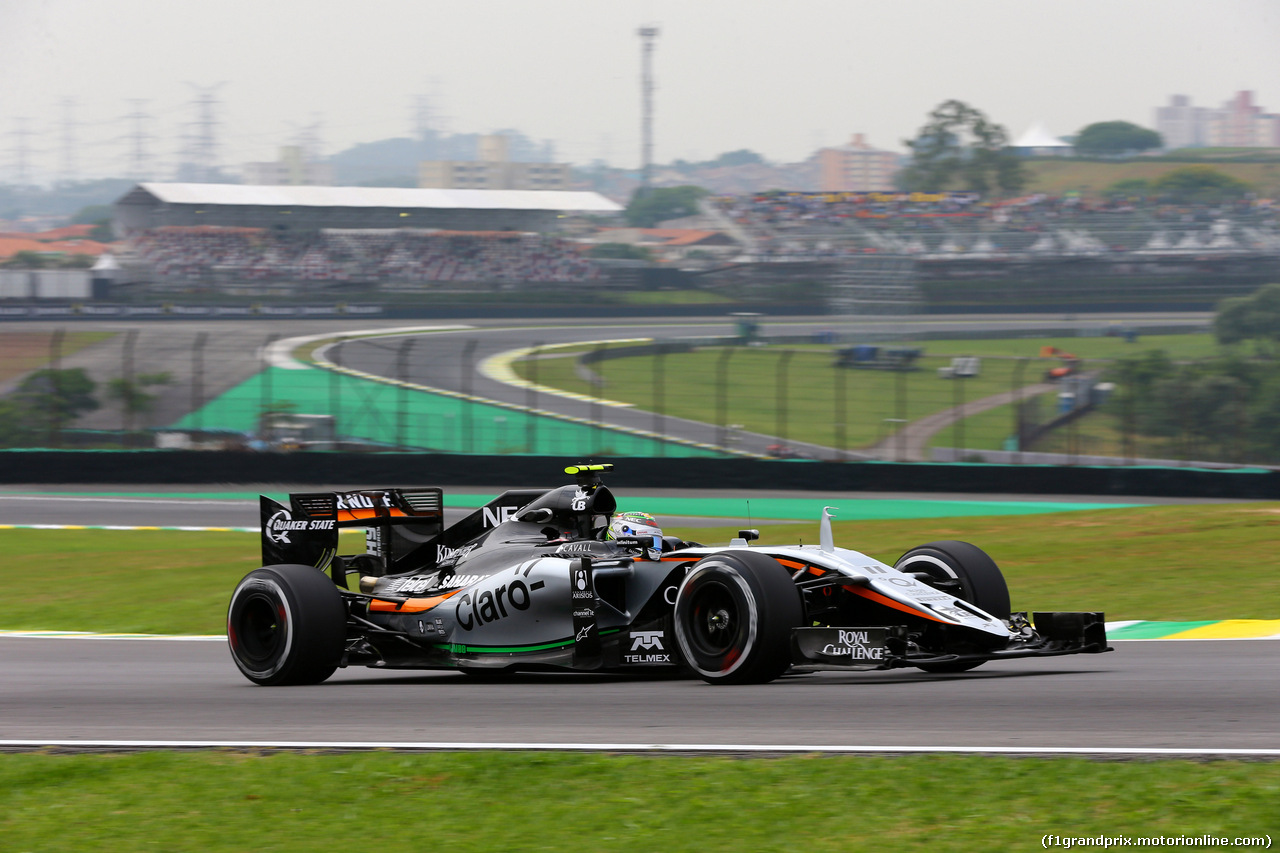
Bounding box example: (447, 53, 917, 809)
(2, 0, 1278, 182)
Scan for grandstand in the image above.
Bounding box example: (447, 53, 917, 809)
(112, 183, 621, 292)
(702, 192, 1280, 311)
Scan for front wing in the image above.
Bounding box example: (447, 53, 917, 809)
(790, 611, 1111, 671)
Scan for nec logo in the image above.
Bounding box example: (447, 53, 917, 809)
(630, 630, 664, 651)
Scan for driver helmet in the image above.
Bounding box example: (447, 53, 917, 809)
(608, 511, 662, 545)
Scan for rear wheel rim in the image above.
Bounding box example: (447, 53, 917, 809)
(233, 592, 286, 668)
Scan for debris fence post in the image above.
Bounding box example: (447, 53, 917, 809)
(776, 349, 793, 449)
(833, 358, 846, 461)
(461, 340, 477, 454)
(329, 337, 345, 447)
(653, 344, 666, 456)
(526, 341, 541, 454)
(260, 333, 278, 444)
(715, 346, 734, 455)
(191, 331, 207, 440)
(1012, 358, 1027, 464)
(894, 365, 907, 463)
(591, 343, 604, 456)
(122, 329, 138, 444)
(50, 328, 65, 448)
(396, 337, 415, 451)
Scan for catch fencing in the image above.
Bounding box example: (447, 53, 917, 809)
(0, 328, 1266, 468)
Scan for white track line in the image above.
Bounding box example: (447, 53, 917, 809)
(0, 740, 1276, 757)
(0, 496, 255, 505)
(265, 325, 473, 369)
(0, 631, 225, 641)
(1, 631, 1275, 643)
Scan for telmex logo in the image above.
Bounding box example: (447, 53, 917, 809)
(630, 630, 664, 650)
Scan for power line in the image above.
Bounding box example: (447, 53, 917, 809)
(121, 99, 156, 181)
(182, 82, 226, 182)
(6, 117, 36, 186)
(59, 99, 81, 185)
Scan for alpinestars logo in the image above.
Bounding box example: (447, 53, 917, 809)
(624, 630, 672, 664)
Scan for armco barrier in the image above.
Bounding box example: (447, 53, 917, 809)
(2, 450, 1279, 499)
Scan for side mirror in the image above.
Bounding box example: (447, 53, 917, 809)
(518, 507, 554, 524)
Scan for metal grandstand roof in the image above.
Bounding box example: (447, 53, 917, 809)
(119, 183, 623, 212)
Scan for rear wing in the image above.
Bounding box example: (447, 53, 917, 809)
(260, 488, 445, 572)
(259, 486, 552, 581)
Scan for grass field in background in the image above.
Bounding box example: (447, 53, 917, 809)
(5, 501, 1279, 635)
(0, 331, 115, 384)
(515, 334, 1219, 452)
(1023, 157, 1280, 199)
(2, 751, 1276, 852)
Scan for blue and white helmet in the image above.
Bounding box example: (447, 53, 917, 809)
(608, 511, 662, 544)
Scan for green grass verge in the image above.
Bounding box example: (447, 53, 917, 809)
(1, 751, 1275, 852)
(4, 502, 1278, 634)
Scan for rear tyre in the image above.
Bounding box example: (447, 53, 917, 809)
(673, 550, 802, 685)
(894, 540, 1010, 673)
(227, 564, 346, 686)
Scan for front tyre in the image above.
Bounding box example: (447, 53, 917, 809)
(895, 540, 1010, 673)
(673, 551, 802, 685)
(227, 564, 346, 686)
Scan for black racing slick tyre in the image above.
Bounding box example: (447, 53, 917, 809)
(894, 540, 1010, 674)
(227, 564, 346, 686)
(673, 550, 803, 685)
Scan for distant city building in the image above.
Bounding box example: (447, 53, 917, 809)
(1155, 91, 1280, 150)
(1155, 95, 1214, 149)
(418, 133, 572, 190)
(816, 134, 900, 192)
(242, 146, 334, 186)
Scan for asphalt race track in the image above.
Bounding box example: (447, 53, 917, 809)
(3, 490, 1277, 756)
(2, 635, 1277, 755)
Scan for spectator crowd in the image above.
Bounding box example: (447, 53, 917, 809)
(710, 191, 1280, 259)
(130, 228, 605, 285)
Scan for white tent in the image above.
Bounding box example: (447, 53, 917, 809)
(1013, 123, 1073, 153)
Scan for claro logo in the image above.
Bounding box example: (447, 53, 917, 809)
(455, 578, 545, 630)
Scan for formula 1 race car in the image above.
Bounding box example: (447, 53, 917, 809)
(227, 464, 1110, 686)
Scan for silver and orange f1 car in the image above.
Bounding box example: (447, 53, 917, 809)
(228, 464, 1110, 686)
